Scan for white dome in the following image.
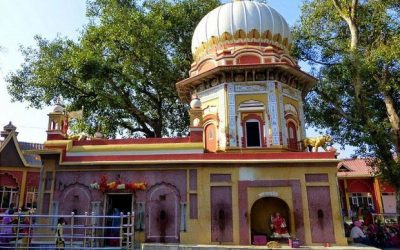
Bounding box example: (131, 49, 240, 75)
(53, 104, 64, 113)
(191, 0, 291, 57)
(190, 97, 202, 109)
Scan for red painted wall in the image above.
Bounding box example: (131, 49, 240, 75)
(346, 179, 373, 193)
(237, 55, 260, 64)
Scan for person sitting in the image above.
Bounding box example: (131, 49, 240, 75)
(350, 221, 370, 245)
(270, 212, 290, 238)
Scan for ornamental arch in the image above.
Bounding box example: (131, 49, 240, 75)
(250, 197, 290, 237)
(145, 182, 181, 243)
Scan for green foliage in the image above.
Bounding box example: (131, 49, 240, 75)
(293, 0, 400, 186)
(6, 0, 220, 138)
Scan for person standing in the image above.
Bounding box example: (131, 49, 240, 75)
(110, 208, 121, 246)
(55, 218, 66, 250)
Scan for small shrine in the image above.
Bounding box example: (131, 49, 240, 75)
(34, 0, 347, 247)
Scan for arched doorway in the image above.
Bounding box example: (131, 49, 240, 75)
(250, 197, 290, 240)
(245, 119, 261, 147)
(145, 182, 180, 243)
(205, 123, 217, 152)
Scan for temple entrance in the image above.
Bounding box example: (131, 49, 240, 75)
(106, 194, 133, 215)
(250, 197, 290, 243)
(105, 194, 133, 246)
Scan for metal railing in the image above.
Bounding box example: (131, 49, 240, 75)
(0, 211, 135, 249)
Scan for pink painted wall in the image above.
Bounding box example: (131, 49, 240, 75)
(145, 182, 180, 243)
(51, 169, 187, 242)
(307, 186, 335, 243)
(211, 186, 233, 242)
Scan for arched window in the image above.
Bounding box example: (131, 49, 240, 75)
(287, 121, 298, 150)
(238, 100, 265, 148)
(245, 119, 261, 147)
(0, 174, 19, 209)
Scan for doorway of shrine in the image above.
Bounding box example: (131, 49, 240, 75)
(250, 197, 290, 241)
(105, 194, 133, 246)
(106, 193, 133, 215)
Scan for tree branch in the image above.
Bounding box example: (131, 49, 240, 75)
(119, 120, 147, 134)
(299, 56, 339, 66)
(332, 0, 346, 19)
(351, 0, 358, 20)
(315, 88, 353, 121)
(59, 78, 96, 98)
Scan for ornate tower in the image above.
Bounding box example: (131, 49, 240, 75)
(46, 99, 68, 140)
(177, 0, 316, 152)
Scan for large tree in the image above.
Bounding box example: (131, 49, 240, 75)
(6, 0, 220, 138)
(293, 0, 400, 212)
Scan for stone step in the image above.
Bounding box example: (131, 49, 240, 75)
(141, 243, 380, 250)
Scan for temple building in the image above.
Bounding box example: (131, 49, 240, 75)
(338, 159, 397, 216)
(33, 0, 348, 246)
(0, 122, 43, 212)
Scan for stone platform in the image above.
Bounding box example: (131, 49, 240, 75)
(141, 243, 380, 250)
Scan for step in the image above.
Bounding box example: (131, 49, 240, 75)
(141, 243, 380, 250)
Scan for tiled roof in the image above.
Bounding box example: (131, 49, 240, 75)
(337, 158, 374, 177)
(19, 142, 43, 166)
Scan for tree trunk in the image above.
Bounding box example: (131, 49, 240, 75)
(332, 0, 364, 113)
(383, 92, 400, 152)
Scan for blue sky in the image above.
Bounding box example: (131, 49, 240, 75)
(0, 0, 355, 158)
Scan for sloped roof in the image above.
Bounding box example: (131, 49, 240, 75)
(0, 132, 43, 167)
(19, 142, 43, 166)
(337, 158, 374, 177)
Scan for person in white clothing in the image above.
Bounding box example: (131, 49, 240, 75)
(350, 221, 370, 245)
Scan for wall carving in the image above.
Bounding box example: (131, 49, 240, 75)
(268, 81, 280, 145)
(278, 83, 288, 146)
(228, 89, 237, 148)
(234, 84, 266, 93)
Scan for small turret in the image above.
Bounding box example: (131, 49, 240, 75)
(1, 121, 18, 138)
(189, 95, 203, 142)
(46, 97, 68, 140)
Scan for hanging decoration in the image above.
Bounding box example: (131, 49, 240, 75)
(89, 175, 147, 192)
